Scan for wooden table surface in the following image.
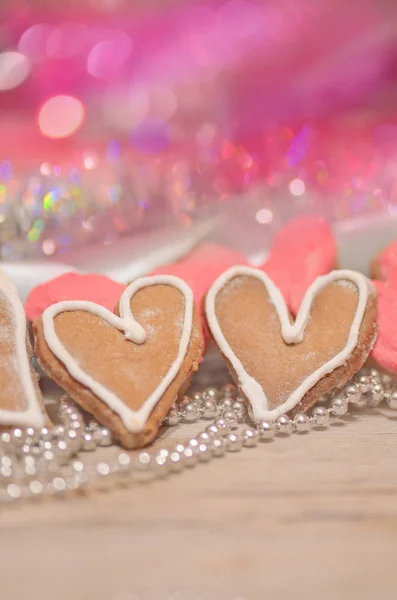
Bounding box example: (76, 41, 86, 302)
(1, 403, 397, 600)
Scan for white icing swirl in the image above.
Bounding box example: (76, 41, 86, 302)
(41, 275, 194, 433)
(205, 267, 374, 421)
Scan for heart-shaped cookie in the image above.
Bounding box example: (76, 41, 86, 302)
(205, 266, 377, 421)
(0, 271, 46, 429)
(33, 275, 202, 448)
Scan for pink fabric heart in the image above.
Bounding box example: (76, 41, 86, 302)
(369, 240, 397, 373)
(372, 240, 397, 287)
(371, 280, 397, 373)
(151, 242, 247, 346)
(25, 273, 125, 322)
(262, 215, 337, 314)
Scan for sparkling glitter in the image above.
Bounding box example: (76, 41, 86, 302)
(0, 161, 12, 181)
(43, 189, 60, 211)
(286, 127, 310, 167)
(28, 228, 40, 242)
(0, 115, 394, 261)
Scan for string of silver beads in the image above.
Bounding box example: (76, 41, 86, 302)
(0, 368, 395, 504)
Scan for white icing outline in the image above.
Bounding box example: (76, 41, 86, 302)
(0, 271, 45, 428)
(42, 275, 194, 433)
(205, 266, 374, 422)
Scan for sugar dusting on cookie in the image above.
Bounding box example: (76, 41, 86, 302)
(0, 270, 46, 428)
(34, 275, 202, 448)
(206, 267, 377, 422)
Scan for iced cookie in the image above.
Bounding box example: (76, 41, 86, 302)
(0, 271, 46, 429)
(151, 242, 247, 307)
(33, 275, 202, 448)
(25, 273, 125, 322)
(205, 266, 377, 422)
(263, 215, 337, 314)
(151, 242, 247, 343)
(371, 241, 397, 287)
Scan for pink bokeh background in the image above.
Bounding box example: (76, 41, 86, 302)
(1, 0, 397, 259)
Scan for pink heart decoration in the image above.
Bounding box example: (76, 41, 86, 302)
(371, 280, 397, 373)
(25, 273, 125, 321)
(372, 240, 397, 287)
(262, 215, 337, 314)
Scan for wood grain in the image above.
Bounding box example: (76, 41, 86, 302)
(1, 404, 397, 600)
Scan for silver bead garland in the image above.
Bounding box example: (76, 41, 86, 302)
(0, 368, 396, 505)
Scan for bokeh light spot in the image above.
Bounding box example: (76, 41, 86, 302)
(0, 52, 31, 91)
(289, 178, 306, 196)
(18, 24, 52, 62)
(130, 119, 171, 154)
(256, 208, 273, 224)
(38, 95, 85, 139)
(87, 32, 132, 79)
(83, 153, 98, 170)
(40, 162, 52, 176)
(42, 239, 56, 255)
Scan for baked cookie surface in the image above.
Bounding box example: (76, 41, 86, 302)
(205, 267, 377, 422)
(34, 275, 202, 448)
